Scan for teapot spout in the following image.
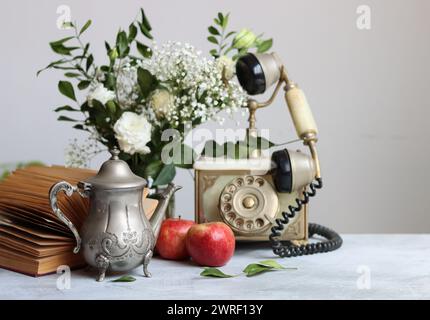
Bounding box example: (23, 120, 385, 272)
(150, 183, 182, 239)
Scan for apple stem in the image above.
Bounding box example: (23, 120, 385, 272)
(178, 215, 182, 220)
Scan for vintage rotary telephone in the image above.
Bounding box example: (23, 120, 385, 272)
(194, 52, 342, 258)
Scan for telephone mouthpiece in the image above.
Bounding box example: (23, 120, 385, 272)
(236, 53, 282, 95)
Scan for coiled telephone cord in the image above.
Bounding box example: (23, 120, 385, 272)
(269, 178, 343, 257)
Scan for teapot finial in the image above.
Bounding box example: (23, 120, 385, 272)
(110, 147, 120, 160)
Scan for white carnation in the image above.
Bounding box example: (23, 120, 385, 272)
(113, 112, 152, 155)
(87, 83, 116, 106)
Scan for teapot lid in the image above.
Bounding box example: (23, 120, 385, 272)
(83, 148, 147, 189)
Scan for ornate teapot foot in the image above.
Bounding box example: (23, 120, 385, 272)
(143, 250, 153, 277)
(95, 254, 110, 282)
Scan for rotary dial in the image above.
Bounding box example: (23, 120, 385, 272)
(219, 175, 279, 234)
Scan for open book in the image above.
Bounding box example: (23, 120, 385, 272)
(0, 166, 158, 276)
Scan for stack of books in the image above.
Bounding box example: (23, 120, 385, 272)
(0, 166, 157, 276)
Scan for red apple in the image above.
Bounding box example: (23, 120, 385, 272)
(186, 222, 235, 267)
(156, 217, 195, 260)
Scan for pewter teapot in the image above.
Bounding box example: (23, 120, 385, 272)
(49, 148, 181, 281)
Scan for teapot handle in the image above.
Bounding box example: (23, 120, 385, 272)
(49, 181, 86, 253)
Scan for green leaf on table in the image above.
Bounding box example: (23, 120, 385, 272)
(79, 20, 92, 35)
(243, 260, 295, 277)
(112, 275, 136, 282)
(258, 260, 286, 270)
(257, 39, 273, 53)
(136, 41, 152, 58)
(54, 105, 78, 112)
(243, 263, 273, 277)
(58, 81, 76, 101)
(137, 67, 157, 98)
(200, 267, 234, 278)
(152, 163, 176, 186)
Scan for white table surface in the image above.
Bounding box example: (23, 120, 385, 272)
(0, 234, 429, 300)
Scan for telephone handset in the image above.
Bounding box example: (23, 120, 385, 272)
(236, 53, 342, 257)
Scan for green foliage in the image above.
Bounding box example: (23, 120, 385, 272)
(201, 134, 276, 159)
(152, 163, 176, 186)
(138, 9, 153, 40)
(58, 115, 78, 122)
(128, 23, 138, 42)
(54, 105, 78, 112)
(207, 12, 273, 60)
(200, 268, 234, 278)
(116, 30, 129, 57)
(243, 260, 288, 277)
(137, 67, 158, 98)
(40, 13, 155, 160)
(200, 260, 296, 278)
(79, 20, 92, 35)
(257, 39, 273, 53)
(49, 36, 79, 55)
(77, 80, 91, 90)
(58, 81, 76, 101)
(136, 42, 152, 58)
(111, 275, 136, 282)
(0, 161, 44, 181)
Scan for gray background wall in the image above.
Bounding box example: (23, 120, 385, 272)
(1, 0, 429, 233)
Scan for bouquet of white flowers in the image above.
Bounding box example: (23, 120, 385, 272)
(39, 9, 272, 186)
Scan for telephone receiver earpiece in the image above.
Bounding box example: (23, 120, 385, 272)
(271, 149, 316, 193)
(236, 52, 283, 95)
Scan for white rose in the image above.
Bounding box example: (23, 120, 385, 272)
(149, 89, 174, 119)
(113, 112, 152, 155)
(87, 83, 116, 106)
(216, 55, 235, 80)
